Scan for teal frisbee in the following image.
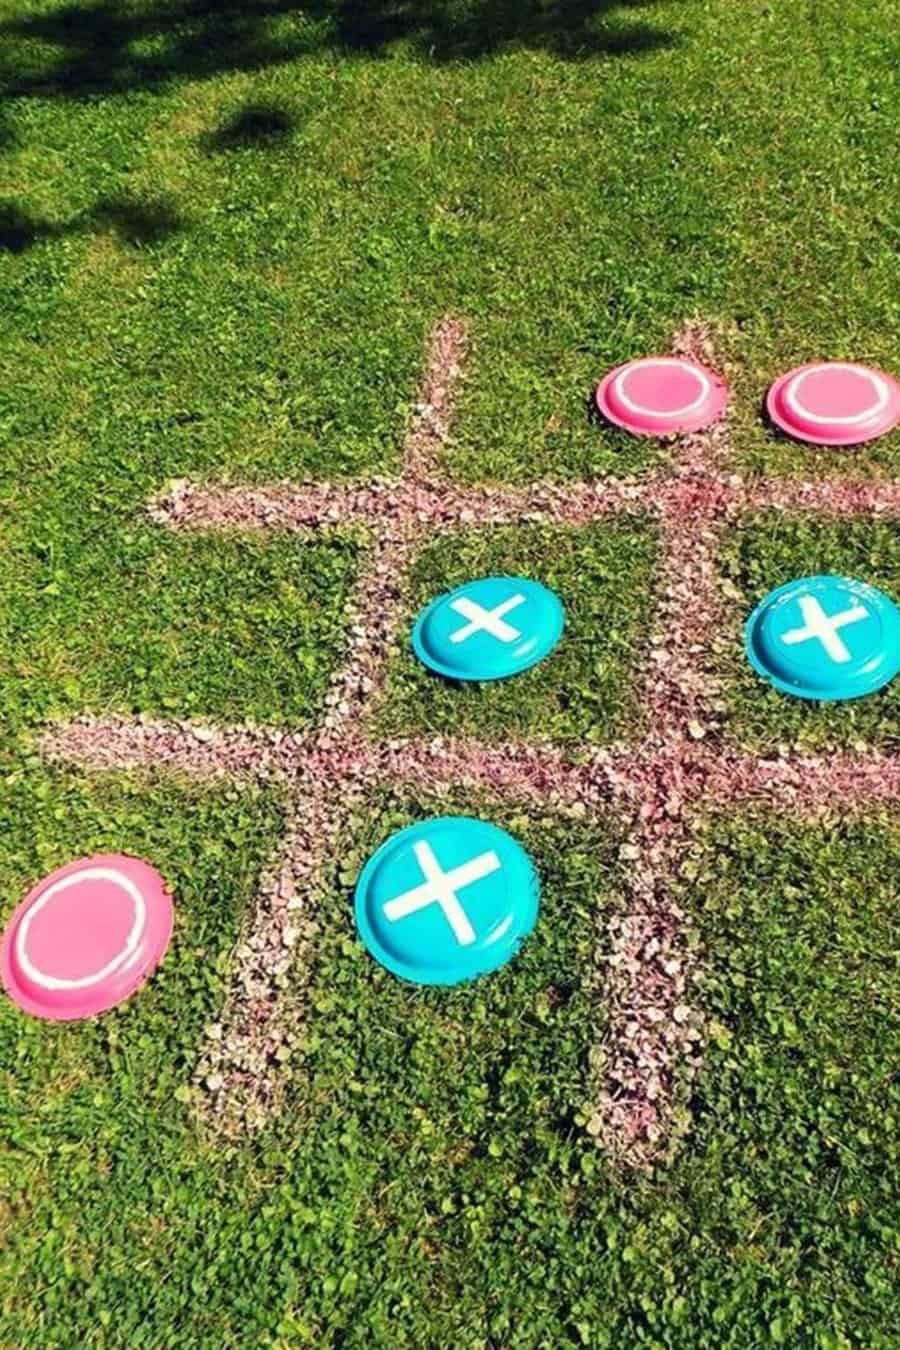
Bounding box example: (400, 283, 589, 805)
(412, 576, 564, 682)
(354, 817, 540, 986)
(745, 574, 900, 702)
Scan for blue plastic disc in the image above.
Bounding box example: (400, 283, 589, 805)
(354, 817, 540, 986)
(412, 576, 564, 682)
(745, 574, 900, 702)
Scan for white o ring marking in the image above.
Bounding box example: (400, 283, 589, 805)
(614, 358, 710, 418)
(785, 364, 889, 426)
(15, 867, 146, 991)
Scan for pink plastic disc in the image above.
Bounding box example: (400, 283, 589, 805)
(1, 855, 173, 1021)
(595, 356, 728, 437)
(767, 362, 900, 446)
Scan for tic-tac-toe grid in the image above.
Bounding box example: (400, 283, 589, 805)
(47, 317, 900, 1168)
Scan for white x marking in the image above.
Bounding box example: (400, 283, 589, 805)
(382, 840, 501, 946)
(449, 593, 526, 645)
(781, 595, 869, 664)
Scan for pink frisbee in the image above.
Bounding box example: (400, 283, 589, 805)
(1, 855, 173, 1021)
(595, 356, 728, 437)
(767, 361, 900, 446)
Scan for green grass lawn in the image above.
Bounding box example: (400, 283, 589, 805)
(3, 0, 900, 1344)
(3, 785, 898, 1347)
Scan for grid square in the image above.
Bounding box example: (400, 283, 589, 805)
(5, 528, 360, 731)
(688, 811, 900, 1216)
(377, 519, 658, 749)
(719, 513, 900, 749)
(444, 334, 665, 484)
(0, 766, 282, 1098)
(278, 781, 620, 1133)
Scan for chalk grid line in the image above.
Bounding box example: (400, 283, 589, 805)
(46, 317, 900, 1165)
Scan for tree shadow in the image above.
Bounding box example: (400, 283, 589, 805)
(0, 111, 17, 149)
(92, 195, 184, 245)
(0, 194, 183, 253)
(322, 0, 678, 61)
(0, 203, 49, 253)
(0, 0, 682, 101)
(203, 102, 295, 153)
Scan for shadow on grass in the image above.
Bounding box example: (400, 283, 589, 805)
(0, 194, 183, 253)
(203, 102, 296, 152)
(0, 110, 17, 148)
(0, 0, 683, 101)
